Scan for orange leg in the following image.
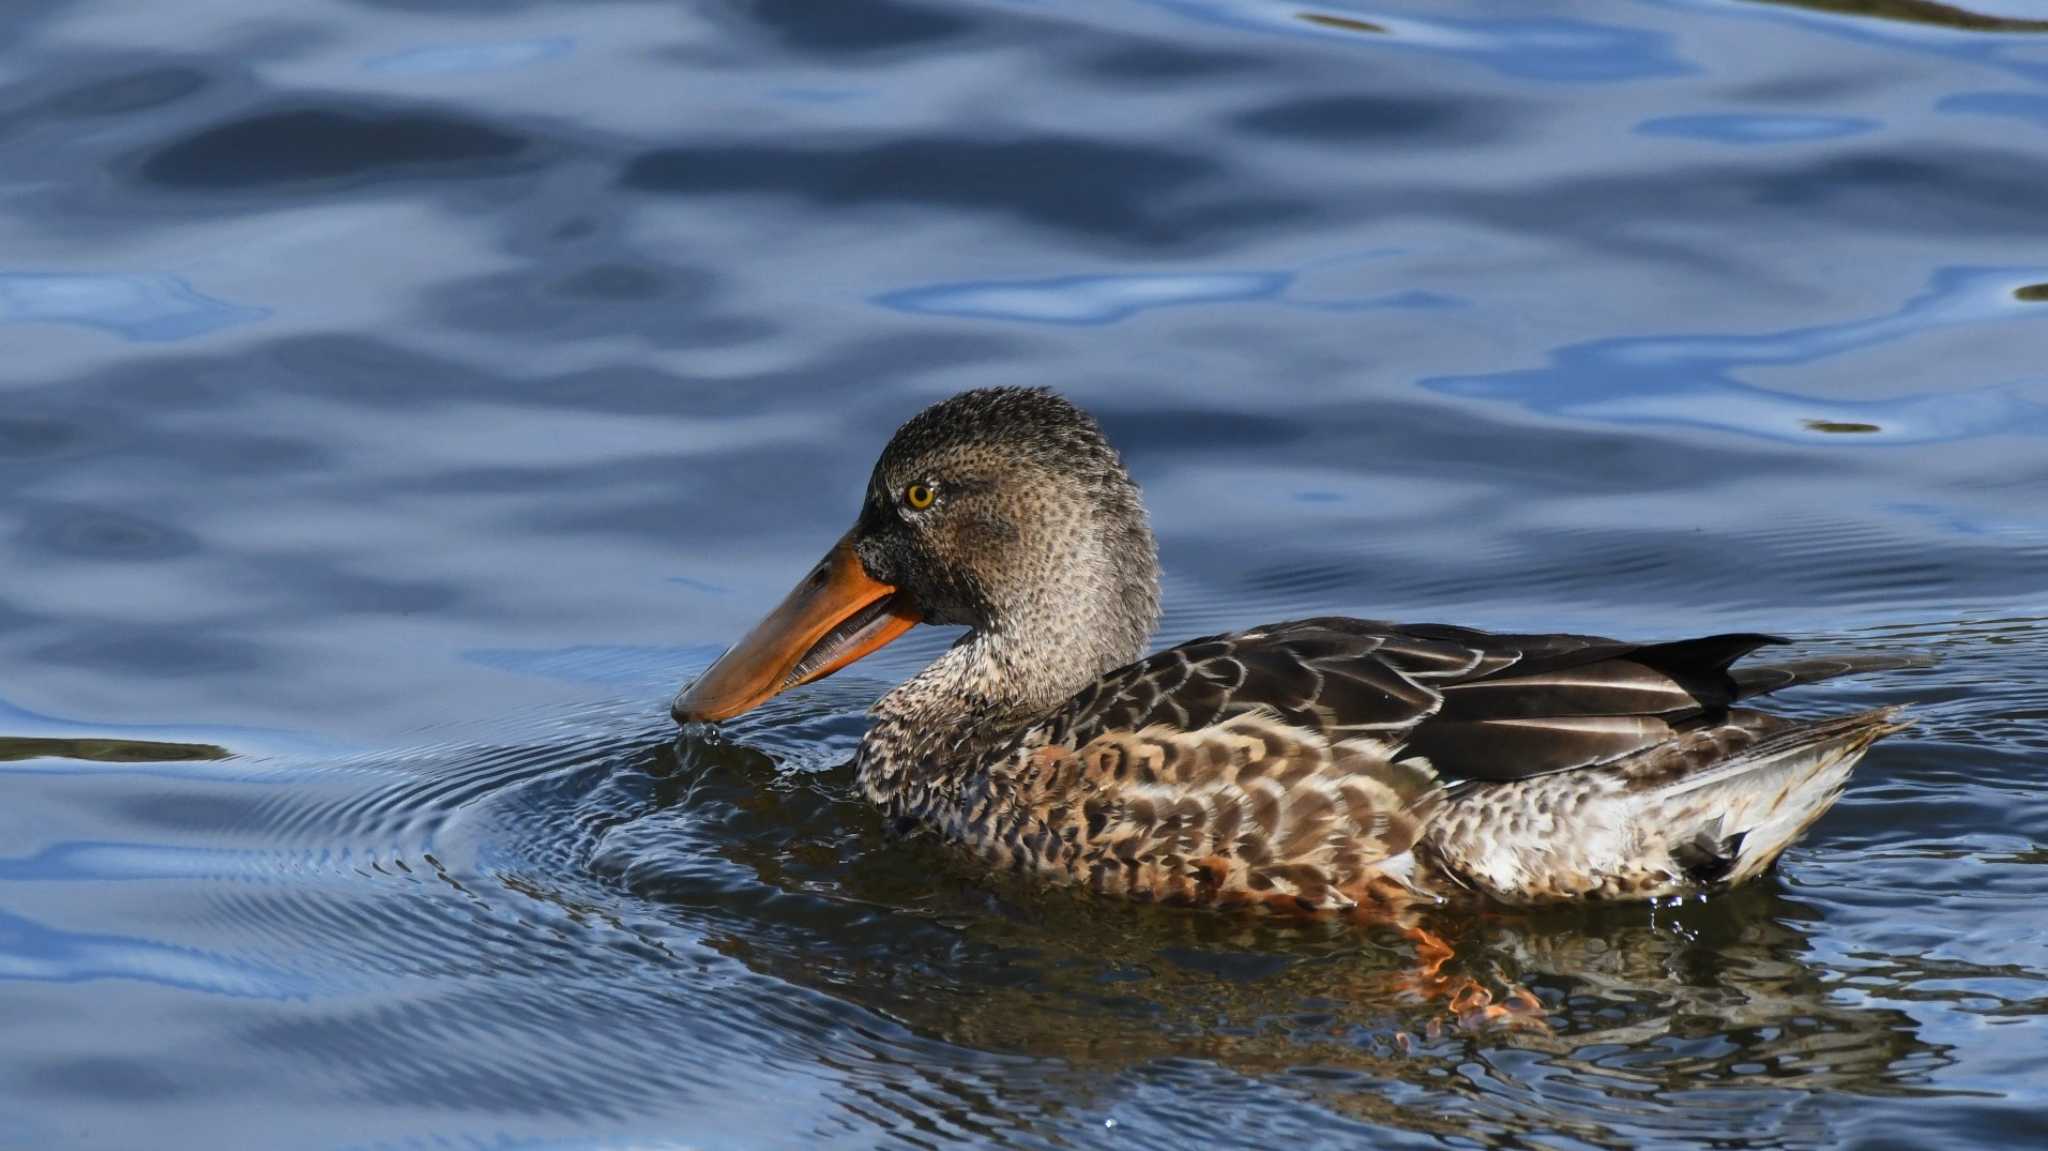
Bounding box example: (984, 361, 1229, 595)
(1333, 898, 1548, 1035)
(1393, 925, 1549, 1034)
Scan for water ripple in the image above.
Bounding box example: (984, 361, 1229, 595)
(1426, 266, 2048, 444)
(363, 38, 575, 76)
(1637, 113, 1879, 143)
(0, 272, 264, 342)
(3, 0, 2046, 1146)
(1142, 2, 1693, 82)
(0, 909, 301, 998)
(876, 267, 1455, 325)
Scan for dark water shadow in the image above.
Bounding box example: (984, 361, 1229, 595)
(621, 135, 1312, 251)
(459, 717, 1974, 1146)
(136, 104, 538, 191)
(1743, 0, 2048, 33)
(0, 736, 228, 762)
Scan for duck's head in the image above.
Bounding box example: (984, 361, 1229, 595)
(672, 387, 1161, 724)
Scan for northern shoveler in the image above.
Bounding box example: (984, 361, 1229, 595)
(673, 387, 1920, 915)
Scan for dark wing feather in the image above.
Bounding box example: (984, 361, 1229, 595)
(1040, 618, 1801, 785)
(1730, 651, 1936, 697)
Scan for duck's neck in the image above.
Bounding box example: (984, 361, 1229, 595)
(857, 467, 1161, 813)
(860, 613, 1154, 811)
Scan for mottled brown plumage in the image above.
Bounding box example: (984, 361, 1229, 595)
(674, 387, 1926, 912)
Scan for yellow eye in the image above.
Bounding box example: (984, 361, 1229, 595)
(902, 482, 935, 510)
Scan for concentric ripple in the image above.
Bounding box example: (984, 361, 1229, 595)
(5, 617, 2025, 1147)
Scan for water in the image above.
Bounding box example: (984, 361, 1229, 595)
(2, 0, 2046, 1146)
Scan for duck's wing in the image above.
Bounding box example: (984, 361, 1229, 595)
(1039, 618, 1815, 785)
(1003, 618, 1919, 908)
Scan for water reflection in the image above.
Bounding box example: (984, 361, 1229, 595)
(1726, 0, 2048, 88)
(880, 270, 1290, 325)
(363, 38, 574, 76)
(1742, 0, 2048, 33)
(0, 736, 226, 762)
(0, 908, 294, 997)
(1297, 13, 1387, 36)
(137, 106, 535, 190)
(0, 615, 2024, 1148)
(463, 643, 719, 687)
(876, 266, 1454, 326)
(4, 0, 2047, 1145)
(1637, 113, 1878, 144)
(621, 134, 1278, 249)
(1940, 91, 2048, 129)
(0, 272, 263, 342)
(1147, 2, 1692, 82)
(1425, 266, 2048, 444)
(484, 723, 1970, 1146)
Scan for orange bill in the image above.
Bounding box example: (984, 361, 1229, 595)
(671, 532, 920, 723)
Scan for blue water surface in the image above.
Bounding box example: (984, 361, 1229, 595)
(1, 1, 2045, 1148)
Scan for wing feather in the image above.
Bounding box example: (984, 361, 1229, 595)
(1034, 618, 1790, 785)
(975, 617, 1918, 907)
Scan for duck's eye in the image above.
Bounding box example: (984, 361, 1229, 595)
(902, 482, 936, 511)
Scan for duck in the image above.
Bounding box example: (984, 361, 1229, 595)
(672, 387, 1921, 914)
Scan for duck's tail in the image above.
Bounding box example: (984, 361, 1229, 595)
(1427, 708, 1911, 904)
(1653, 707, 1911, 890)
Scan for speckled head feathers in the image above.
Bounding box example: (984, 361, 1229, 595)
(870, 388, 1131, 491)
(853, 387, 1162, 707)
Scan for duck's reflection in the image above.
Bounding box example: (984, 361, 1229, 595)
(533, 725, 1961, 1143)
